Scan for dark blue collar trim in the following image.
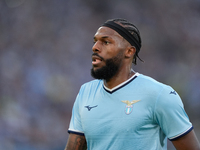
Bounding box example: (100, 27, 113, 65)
(103, 73, 139, 94)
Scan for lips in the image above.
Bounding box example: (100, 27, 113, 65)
(92, 55, 102, 65)
(92, 54, 103, 65)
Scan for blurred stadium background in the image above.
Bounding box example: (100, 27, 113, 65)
(0, 0, 200, 150)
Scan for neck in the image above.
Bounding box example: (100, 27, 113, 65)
(104, 68, 135, 89)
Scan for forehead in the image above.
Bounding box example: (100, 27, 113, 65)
(94, 26, 122, 39)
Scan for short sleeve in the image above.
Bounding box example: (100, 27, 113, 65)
(154, 86, 193, 141)
(68, 88, 84, 136)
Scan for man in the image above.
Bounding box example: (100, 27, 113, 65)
(65, 18, 200, 150)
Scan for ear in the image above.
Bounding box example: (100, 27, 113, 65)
(125, 46, 136, 59)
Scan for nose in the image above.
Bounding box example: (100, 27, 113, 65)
(92, 41, 100, 53)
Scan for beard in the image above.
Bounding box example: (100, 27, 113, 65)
(91, 51, 123, 81)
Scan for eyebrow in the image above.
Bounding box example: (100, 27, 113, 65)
(93, 36, 110, 40)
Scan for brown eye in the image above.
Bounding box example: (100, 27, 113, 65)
(104, 41, 110, 45)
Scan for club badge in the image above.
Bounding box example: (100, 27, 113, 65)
(121, 100, 140, 115)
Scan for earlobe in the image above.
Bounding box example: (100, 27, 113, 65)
(125, 46, 136, 59)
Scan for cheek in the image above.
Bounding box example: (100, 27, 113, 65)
(103, 49, 117, 60)
(102, 42, 126, 59)
(117, 40, 128, 50)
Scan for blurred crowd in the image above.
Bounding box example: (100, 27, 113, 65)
(0, 0, 200, 150)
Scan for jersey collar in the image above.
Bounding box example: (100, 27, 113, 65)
(103, 72, 140, 94)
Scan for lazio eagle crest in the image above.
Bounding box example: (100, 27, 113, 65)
(121, 100, 140, 115)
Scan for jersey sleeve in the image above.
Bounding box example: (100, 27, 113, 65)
(154, 86, 193, 141)
(68, 87, 85, 136)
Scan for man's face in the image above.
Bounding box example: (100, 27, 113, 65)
(91, 26, 128, 81)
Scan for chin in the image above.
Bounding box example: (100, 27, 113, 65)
(92, 65, 104, 71)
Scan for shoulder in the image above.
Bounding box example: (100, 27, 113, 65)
(136, 74, 182, 107)
(78, 79, 103, 94)
(138, 74, 185, 111)
(74, 79, 103, 104)
(137, 74, 166, 86)
(136, 74, 172, 93)
(81, 79, 102, 89)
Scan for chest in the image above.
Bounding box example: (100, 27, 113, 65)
(80, 90, 157, 138)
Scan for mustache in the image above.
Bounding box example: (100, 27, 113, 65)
(92, 53, 104, 61)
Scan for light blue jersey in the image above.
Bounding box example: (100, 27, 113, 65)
(68, 73, 193, 150)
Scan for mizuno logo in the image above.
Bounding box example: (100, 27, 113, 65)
(85, 105, 98, 111)
(170, 90, 176, 95)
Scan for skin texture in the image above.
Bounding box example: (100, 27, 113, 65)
(65, 134, 87, 150)
(65, 26, 200, 150)
(172, 130, 200, 150)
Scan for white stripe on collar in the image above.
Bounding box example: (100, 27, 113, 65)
(103, 72, 140, 93)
